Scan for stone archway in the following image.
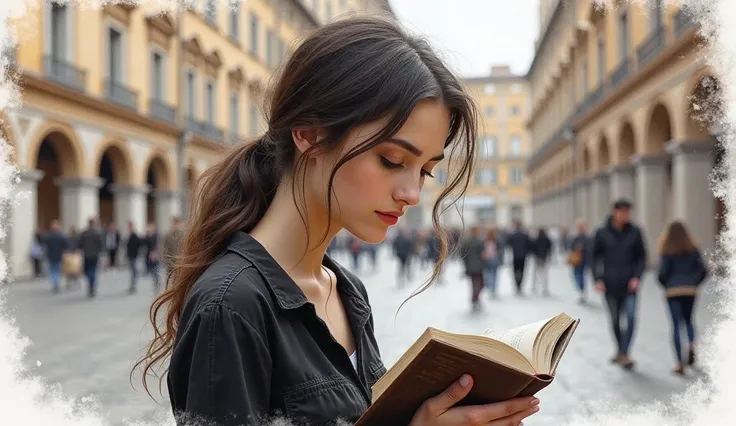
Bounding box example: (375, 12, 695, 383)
(96, 142, 133, 229)
(32, 129, 84, 230)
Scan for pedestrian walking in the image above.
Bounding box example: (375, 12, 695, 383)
(393, 228, 415, 286)
(568, 219, 590, 304)
(78, 217, 105, 298)
(126, 221, 141, 294)
(63, 226, 82, 290)
(30, 230, 44, 277)
(482, 228, 501, 298)
(506, 220, 532, 296)
(134, 17, 542, 425)
(461, 226, 486, 312)
(105, 223, 120, 269)
(656, 221, 708, 375)
(43, 219, 68, 294)
(532, 227, 552, 296)
(143, 222, 161, 293)
(591, 199, 647, 369)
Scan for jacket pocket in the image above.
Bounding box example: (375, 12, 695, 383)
(283, 376, 366, 425)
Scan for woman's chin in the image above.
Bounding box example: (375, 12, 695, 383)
(345, 223, 388, 245)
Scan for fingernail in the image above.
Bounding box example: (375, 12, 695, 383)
(530, 398, 540, 406)
(533, 405, 540, 413)
(459, 374, 471, 387)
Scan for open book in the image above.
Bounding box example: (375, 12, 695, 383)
(355, 313, 580, 426)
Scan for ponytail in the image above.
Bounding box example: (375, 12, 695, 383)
(131, 135, 285, 399)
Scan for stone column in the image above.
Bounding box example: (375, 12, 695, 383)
(667, 141, 716, 257)
(575, 179, 589, 225)
(593, 172, 611, 225)
(109, 184, 150, 235)
(632, 153, 670, 263)
(54, 177, 105, 230)
(153, 190, 181, 236)
(8, 169, 44, 280)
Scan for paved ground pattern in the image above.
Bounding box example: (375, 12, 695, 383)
(2, 248, 721, 425)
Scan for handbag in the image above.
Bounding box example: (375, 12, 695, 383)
(567, 249, 582, 267)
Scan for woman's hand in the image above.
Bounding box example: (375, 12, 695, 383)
(409, 375, 540, 425)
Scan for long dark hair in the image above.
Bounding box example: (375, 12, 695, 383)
(132, 15, 478, 398)
(659, 221, 697, 256)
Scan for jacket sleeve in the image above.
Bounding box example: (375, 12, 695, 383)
(692, 250, 708, 285)
(657, 255, 671, 286)
(167, 303, 272, 426)
(633, 229, 647, 279)
(591, 231, 603, 282)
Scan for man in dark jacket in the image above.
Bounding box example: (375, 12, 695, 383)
(126, 221, 141, 294)
(591, 199, 647, 369)
(43, 219, 68, 294)
(505, 220, 532, 296)
(78, 217, 104, 297)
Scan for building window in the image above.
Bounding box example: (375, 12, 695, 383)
(480, 136, 496, 158)
(186, 70, 196, 118)
(437, 169, 448, 185)
(230, 3, 239, 40)
(250, 14, 260, 57)
(650, 0, 662, 30)
(484, 84, 496, 94)
(618, 10, 628, 61)
(266, 29, 273, 67)
(230, 92, 239, 142)
(108, 27, 123, 82)
(485, 106, 494, 117)
(249, 101, 260, 136)
(205, 0, 217, 24)
(510, 105, 520, 116)
(597, 37, 605, 85)
(476, 168, 497, 185)
(510, 167, 523, 184)
(510, 136, 521, 156)
(50, 4, 68, 59)
(151, 51, 164, 101)
(477, 206, 497, 223)
(206, 81, 215, 124)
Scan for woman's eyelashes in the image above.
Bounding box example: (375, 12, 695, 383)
(379, 156, 435, 178)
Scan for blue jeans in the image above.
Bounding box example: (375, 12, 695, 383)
(605, 293, 638, 354)
(48, 261, 61, 291)
(666, 296, 696, 363)
(84, 258, 99, 296)
(573, 266, 585, 293)
(484, 264, 499, 294)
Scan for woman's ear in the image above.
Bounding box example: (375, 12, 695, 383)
(291, 128, 323, 155)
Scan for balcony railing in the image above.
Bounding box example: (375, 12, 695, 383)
(43, 55, 86, 92)
(611, 57, 631, 89)
(104, 79, 138, 111)
(637, 26, 667, 69)
(186, 117, 225, 143)
(674, 9, 695, 39)
(149, 99, 176, 124)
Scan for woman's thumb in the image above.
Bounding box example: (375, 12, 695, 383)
(432, 374, 473, 412)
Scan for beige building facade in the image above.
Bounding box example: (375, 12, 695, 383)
(526, 0, 722, 262)
(2, 0, 393, 280)
(418, 66, 532, 229)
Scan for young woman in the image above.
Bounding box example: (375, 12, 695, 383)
(134, 16, 541, 426)
(483, 227, 501, 298)
(657, 221, 708, 375)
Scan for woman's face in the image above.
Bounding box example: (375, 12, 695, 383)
(312, 99, 451, 244)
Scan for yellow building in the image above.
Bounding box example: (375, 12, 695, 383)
(526, 0, 720, 261)
(2, 0, 394, 280)
(418, 65, 532, 229)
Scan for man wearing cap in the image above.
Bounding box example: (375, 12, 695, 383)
(591, 198, 647, 369)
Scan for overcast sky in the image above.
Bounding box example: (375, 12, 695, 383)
(388, 0, 540, 78)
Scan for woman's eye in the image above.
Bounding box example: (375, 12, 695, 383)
(380, 156, 403, 169)
(421, 169, 435, 178)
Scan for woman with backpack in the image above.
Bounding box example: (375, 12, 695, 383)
(657, 221, 708, 375)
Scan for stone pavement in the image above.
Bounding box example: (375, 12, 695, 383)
(2, 248, 721, 425)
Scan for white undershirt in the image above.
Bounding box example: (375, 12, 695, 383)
(349, 351, 358, 371)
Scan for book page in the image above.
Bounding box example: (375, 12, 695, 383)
(483, 317, 553, 366)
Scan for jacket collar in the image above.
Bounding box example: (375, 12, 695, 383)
(225, 231, 371, 318)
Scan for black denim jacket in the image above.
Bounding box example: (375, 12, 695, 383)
(167, 231, 387, 426)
